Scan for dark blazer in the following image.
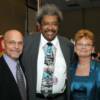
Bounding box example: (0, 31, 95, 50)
(21, 33, 74, 100)
(0, 56, 28, 100)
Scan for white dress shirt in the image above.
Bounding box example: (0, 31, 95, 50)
(37, 34, 67, 94)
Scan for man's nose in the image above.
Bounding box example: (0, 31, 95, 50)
(15, 43, 19, 48)
(48, 24, 53, 30)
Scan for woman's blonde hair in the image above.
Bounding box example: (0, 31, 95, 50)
(74, 29, 95, 44)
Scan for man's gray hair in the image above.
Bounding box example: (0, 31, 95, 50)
(36, 4, 63, 24)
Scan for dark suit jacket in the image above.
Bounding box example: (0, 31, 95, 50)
(0, 56, 27, 100)
(21, 33, 74, 100)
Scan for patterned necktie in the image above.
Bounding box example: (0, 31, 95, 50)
(16, 61, 27, 100)
(41, 42, 56, 97)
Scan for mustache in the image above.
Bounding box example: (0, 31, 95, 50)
(45, 29, 56, 33)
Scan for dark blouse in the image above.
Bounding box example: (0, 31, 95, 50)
(70, 60, 100, 100)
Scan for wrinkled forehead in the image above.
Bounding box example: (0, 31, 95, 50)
(4, 30, 23, 41)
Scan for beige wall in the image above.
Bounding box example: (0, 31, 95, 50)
(27, 8, 37, 34)
(0, 0, 26, 34)
(61, 8, 100, 51)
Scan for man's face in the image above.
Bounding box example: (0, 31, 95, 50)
(39, 15, 59, 41)
(2, 30, 23, 60)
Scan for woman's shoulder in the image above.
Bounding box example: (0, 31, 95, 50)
(92, 60, 100, 73)
(93, 60, 100, 68)
(93, 60, 100, 85)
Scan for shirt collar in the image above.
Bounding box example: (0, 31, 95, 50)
(3, 54, 17, 68)
(40, 34, 59, 48)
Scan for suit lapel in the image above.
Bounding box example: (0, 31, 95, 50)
(58, 36, 73, 100)
(58, 36, 70, 67)
(0, 56, 21, 93)
(30, 33, 41, 91)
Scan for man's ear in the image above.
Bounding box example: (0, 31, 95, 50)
(36, 23, 41, 32)
(1, 39, 5, 50)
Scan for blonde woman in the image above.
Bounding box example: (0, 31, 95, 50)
(70, 29, 100, 100)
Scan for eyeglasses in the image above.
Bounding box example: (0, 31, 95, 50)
(76, 43, 93, 48)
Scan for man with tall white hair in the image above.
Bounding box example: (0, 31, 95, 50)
(21, 4, 74, 100)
